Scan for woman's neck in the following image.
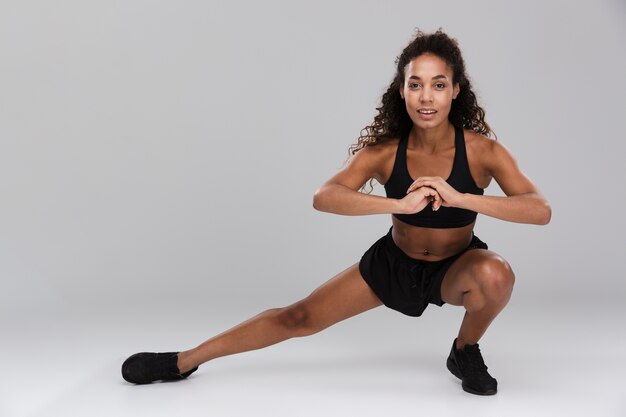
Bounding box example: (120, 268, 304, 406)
(408, 123, 455, 154)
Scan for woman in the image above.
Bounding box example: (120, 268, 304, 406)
(122, 29, 551, 396)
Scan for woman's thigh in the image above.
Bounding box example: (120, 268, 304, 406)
(282, 262, 383, 332)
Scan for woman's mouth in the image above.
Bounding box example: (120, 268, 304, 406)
(417, 108, 437, 118)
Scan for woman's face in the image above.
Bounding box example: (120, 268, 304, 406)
(399, 53, 460, 130)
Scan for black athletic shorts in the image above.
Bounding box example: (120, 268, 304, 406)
(358, 226, 488, 317)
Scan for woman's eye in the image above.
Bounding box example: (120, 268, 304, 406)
(435, 83, 445, 89)
(410, 83, 420, 88)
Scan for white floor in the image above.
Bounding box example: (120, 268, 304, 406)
(4, 294, 625, 417)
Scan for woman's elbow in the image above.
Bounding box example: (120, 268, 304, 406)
(312, 187, 326, 211)
(537, 200, 552, 225)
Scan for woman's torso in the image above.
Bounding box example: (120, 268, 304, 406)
(372, 127, 493, 261)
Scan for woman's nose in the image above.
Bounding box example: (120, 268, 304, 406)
(420, 87, 433, 102)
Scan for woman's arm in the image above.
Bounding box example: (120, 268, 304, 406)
(406, 139, 552, 225)
(459, 192, 550, 225)
(313, 183, 403, 215)
(313, 145, 442, 216)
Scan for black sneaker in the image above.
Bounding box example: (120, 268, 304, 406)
(446, 338, 497, 395)
(121, 352, 198, 384)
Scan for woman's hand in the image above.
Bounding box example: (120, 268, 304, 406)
(399, 186, 442, 214)
(406, 176, 464, 208)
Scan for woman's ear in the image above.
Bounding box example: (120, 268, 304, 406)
(453, 83, 460, 99)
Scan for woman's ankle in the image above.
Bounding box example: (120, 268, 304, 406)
(177, 350, 197, 374)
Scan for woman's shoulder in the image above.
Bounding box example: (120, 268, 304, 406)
(463, 129, 503, 163)
(462, 129, 503, 188)
(463, 129, 522, 180)
(352, 137, 401, 184)
(355, 137, 400, 160)
(463, 129, 494, 151)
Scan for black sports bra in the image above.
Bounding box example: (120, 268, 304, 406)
(384, 126, 484, 228)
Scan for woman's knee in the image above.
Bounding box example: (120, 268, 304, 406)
(471, 255, 516, 301)
(273, 301, 322, 337)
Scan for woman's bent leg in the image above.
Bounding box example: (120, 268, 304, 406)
(439, 248, 515, 395)
(177, 262, 382, 373)
(440, 249, 515, 347)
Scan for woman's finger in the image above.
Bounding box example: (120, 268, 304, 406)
(424, 187, 441, 211)
(407, 177, 438, 193)
(432, 190, 442, 211)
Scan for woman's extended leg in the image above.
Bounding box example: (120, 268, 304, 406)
(176, 262, 382, 373)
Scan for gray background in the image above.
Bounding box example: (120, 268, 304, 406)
(1, 1, 625, 416)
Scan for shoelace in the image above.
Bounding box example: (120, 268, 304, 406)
(462, 344, 489, 375)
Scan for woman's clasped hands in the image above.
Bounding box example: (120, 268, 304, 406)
(399, 184, 442, 214)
